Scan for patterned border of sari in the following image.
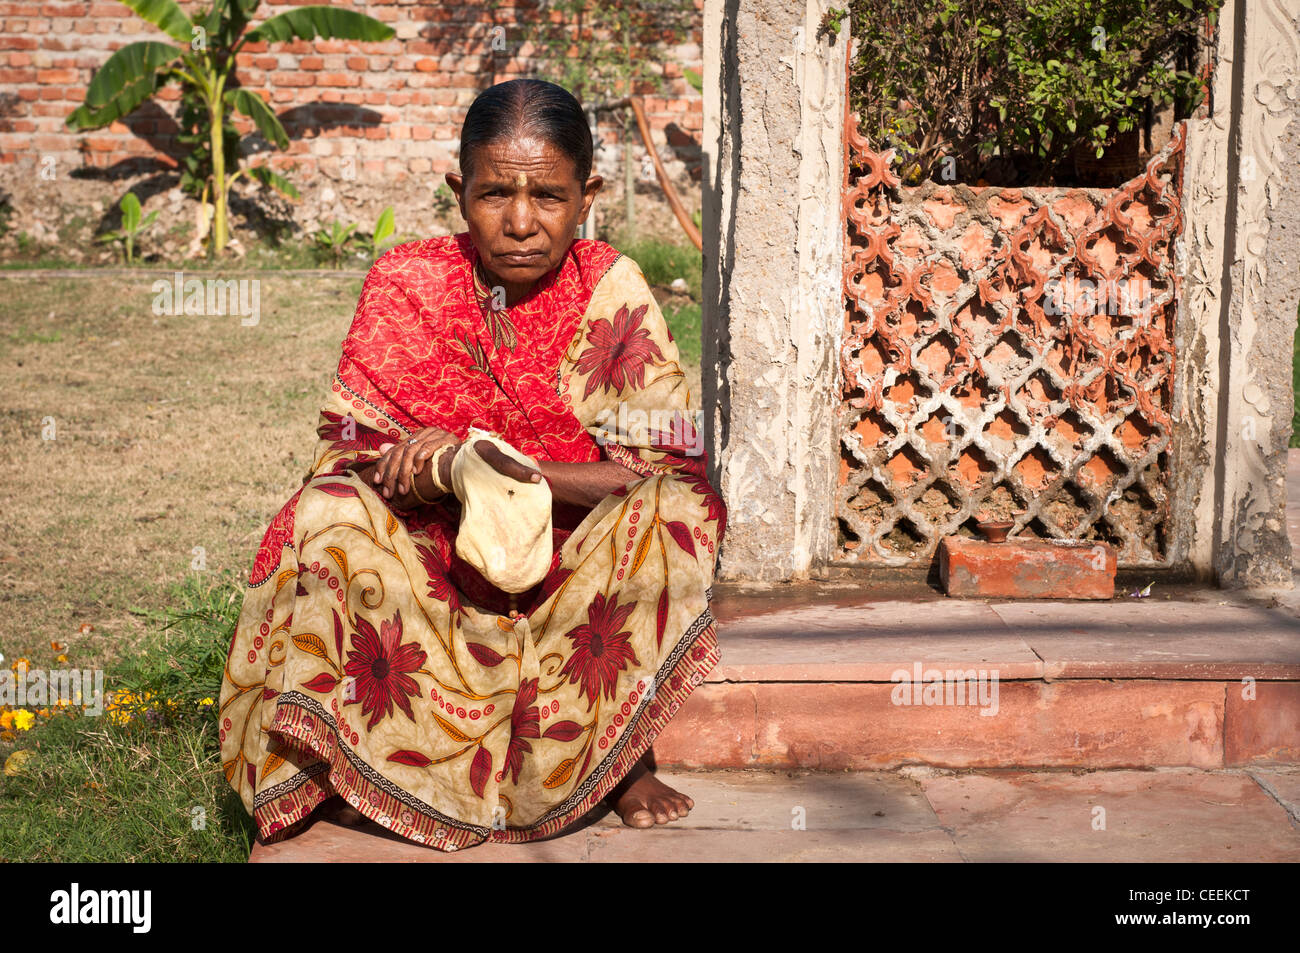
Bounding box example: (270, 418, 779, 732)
(251, 606, 717, 849)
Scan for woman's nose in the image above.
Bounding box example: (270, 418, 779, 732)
(503, 195, 537, 237)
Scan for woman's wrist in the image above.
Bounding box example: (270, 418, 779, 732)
(432, 442, 459, 495)
(407, 459, 442, 506)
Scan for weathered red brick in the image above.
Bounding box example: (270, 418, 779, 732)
(938, 536, 1116, 599)
(317, 72, 359, 87)
(269, 71, 312, 88)
(36, 67, 77, 83)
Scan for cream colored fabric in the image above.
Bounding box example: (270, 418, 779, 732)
(451, 427, 553, 592)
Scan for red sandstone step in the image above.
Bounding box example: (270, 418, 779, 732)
(649, 590, 1300, 771)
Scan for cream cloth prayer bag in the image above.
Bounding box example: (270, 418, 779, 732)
(450, 427, 554, 593)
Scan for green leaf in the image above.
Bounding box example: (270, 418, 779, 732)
(83, 41, 179, 109)
(373, 206, 395, 247)
(682, 67, 702, 93)
(139, 209, 161, 231)
(66, 41, 178, 129)
(246, 6, 395, 44)
(225, 88, 289, 150)
(246, 164, 300, 199)
(119, 0, 195, 46)
(120, 192, 142, 232)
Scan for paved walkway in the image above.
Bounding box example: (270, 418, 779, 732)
(253, 764, 1300, 862)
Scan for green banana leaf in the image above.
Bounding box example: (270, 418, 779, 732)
(119, 0, 194, 46)
(246, 6, 395, 44)
(66, 41, 178, 129)
(226, 88, 289, 150)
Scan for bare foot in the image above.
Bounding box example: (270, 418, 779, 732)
(608, 758, 694, 828)
(321, 795, 368, 827)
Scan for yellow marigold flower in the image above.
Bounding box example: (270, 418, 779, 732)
(56, 654, 68, 664)
(198, 697, 215, 708)
(12, 709, 35, 731)
(13, 658, 30, 674)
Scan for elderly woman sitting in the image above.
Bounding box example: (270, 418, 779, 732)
(218, 79, 725, 851)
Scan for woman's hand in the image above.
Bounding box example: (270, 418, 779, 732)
(373, 426, 456, 499)
(369, 430, 543, 503)
(472, 440, 542, 485)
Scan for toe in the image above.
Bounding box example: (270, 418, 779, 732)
(624, 808, 656, 829)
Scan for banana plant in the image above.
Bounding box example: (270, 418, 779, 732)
(312, 220, 358, 269)
(96, 192, 160, 264)
(65, 1, 394, 257)
(354, 206, 397, 260)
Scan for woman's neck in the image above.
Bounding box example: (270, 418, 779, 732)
(475, 261, 535, 309)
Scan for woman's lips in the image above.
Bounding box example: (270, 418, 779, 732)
(499, 251, 544, 263)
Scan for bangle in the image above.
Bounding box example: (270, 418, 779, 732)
(409, 466, 437, 505)
(430, 443, 458, 495)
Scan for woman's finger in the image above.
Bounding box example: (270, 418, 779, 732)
(413, 436, 452, 466)
(373, 445, 395, 489)
(476, 439, 542, 484)
(388, 441, 416, 496)
(398, 443, 425, 495)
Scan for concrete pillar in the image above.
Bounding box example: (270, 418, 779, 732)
(1177, 0, 1300, 588)
(701, 0, 849, 582)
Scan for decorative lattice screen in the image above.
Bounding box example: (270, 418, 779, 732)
(838, 117, 1186, 567)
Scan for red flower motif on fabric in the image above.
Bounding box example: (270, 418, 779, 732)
(318, 409, 392, 451)
(560, 592, 641, 709)
(502, 677, 541, 785)
(683, 474, 727, 542)
(576, 302, 664, 399)
(343, 609, 427, 730)
(415, 541, 463, 616)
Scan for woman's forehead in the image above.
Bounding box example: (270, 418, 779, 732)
(470, 137, 577, 181)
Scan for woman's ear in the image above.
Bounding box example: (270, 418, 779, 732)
(579, 174, 603, 223)
(445, 171, 466, 217)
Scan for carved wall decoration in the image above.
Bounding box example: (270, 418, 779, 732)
(838, 116, 1187, 567)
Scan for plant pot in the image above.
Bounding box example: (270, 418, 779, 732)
(976, 520, 1014, 544)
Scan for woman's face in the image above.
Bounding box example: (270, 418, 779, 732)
(445, 136, 602, 304)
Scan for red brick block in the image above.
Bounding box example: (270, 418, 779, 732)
(269, 71, 312, 88)
(938, 535, 1116, 599)
(317, 73, 359, 87)
(36, 67, 77, 83)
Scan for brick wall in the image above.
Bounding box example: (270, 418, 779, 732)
(0, 0, 703, 185)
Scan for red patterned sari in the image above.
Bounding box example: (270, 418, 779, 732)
(218, 233, 725, 850)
